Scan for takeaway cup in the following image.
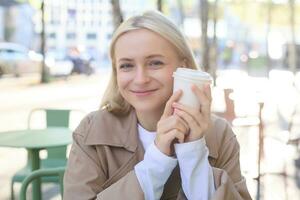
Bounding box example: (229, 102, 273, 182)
(173, 68, 212, 109)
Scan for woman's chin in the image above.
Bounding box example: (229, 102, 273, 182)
(133, 103, 165, 116)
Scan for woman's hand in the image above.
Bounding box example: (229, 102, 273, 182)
(172, 84, 212, 142)
(155, 90, 189, 156)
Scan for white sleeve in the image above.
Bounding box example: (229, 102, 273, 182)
(134, 142, 178, 200)
(174, 138, 215, 200)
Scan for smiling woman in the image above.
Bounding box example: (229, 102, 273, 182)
(114, 29, 184, 129)
(63, 10, 252, 200)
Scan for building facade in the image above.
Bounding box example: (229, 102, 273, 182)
(44, 0, 154, 67)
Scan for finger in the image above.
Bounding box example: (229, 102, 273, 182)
(191, 84, 210, 106)
(172, 114, 190, 134)
(166, 129, 185, 143)
(191, 84, 211, 117)
(162, 90, 182, 119)
(204, 84, 212, 101)
(174, 108, 203, 132)
(172, 101, 202, 123)
(157, 115, 189, 135)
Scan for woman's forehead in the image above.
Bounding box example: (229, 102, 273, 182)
(114, 29, 179, 60)
(115, 29, 167, 47)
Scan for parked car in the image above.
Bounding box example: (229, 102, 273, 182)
(0, 42, 43, 77)
(45, 51, 73, 76)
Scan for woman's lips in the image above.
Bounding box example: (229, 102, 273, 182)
(130, 89, 158, 96)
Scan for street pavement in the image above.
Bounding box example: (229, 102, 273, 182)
(0, 70, 299, 200)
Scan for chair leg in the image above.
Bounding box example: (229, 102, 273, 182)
(59, 175, 64, 198)
(11, 180, 15, 200)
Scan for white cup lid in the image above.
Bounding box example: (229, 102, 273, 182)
(173, 68, 212, 82)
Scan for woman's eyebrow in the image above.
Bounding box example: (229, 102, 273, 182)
(118, 58, 133, 62)
(146, 54, 164, 59)
(118, 55, 164, 62)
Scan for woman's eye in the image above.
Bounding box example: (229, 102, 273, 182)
(149, 60, 164, 67)
(119, 63, 134, 70)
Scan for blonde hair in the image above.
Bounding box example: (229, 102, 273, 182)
(101, 10, 198, 116)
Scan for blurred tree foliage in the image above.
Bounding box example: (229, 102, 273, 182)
(222, 1, 300, 28)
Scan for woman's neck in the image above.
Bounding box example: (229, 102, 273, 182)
(136, 109, 163, 132)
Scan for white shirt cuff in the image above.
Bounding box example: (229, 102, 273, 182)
(174, 137, 207, 156)
(174, 138, 215, 200)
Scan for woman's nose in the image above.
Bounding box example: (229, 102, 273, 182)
(133, 67, 150, 84)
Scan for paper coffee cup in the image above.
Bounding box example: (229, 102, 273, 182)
(173, 68, 212, 109)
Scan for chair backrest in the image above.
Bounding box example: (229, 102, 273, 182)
(28, 108, 73, 161)
(46, 109, 71, 128)
(28, 108, 72, 129)
(46, 109, 70, 160)
(19, 167, 65, 200)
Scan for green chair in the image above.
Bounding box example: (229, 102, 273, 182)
(19, 167, 66, 200)
(11, 108, 80, 200)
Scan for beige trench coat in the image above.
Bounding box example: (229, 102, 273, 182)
(64, 109, 252, 200)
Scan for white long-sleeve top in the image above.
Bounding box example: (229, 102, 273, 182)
(134, 124, 215, 200)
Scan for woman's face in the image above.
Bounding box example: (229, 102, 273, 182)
(114, 29, 183, 115)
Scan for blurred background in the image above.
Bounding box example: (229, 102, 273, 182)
(0, 0, 300, 199)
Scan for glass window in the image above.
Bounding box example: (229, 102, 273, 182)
(66, 32, 76, 39)
(48, 33, 56, 38)
(86, 33, 97, 40)
(68, 9, 77, 18)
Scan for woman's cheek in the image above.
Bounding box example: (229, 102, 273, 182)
(117, 73, 132, 89)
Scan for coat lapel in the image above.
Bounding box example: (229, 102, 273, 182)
(83, 109, 145, 189)
(84, 108, 140, 152)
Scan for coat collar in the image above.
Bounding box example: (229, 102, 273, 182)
(84, 109, 139, 152)
(83, 108, 219, 159)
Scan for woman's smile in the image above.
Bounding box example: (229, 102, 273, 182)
(130, 88, 159, 97)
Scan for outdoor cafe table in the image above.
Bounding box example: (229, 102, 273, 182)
(0, 127, 72, 200)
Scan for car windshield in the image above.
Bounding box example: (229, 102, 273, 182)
(0, 48, 28, 60)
